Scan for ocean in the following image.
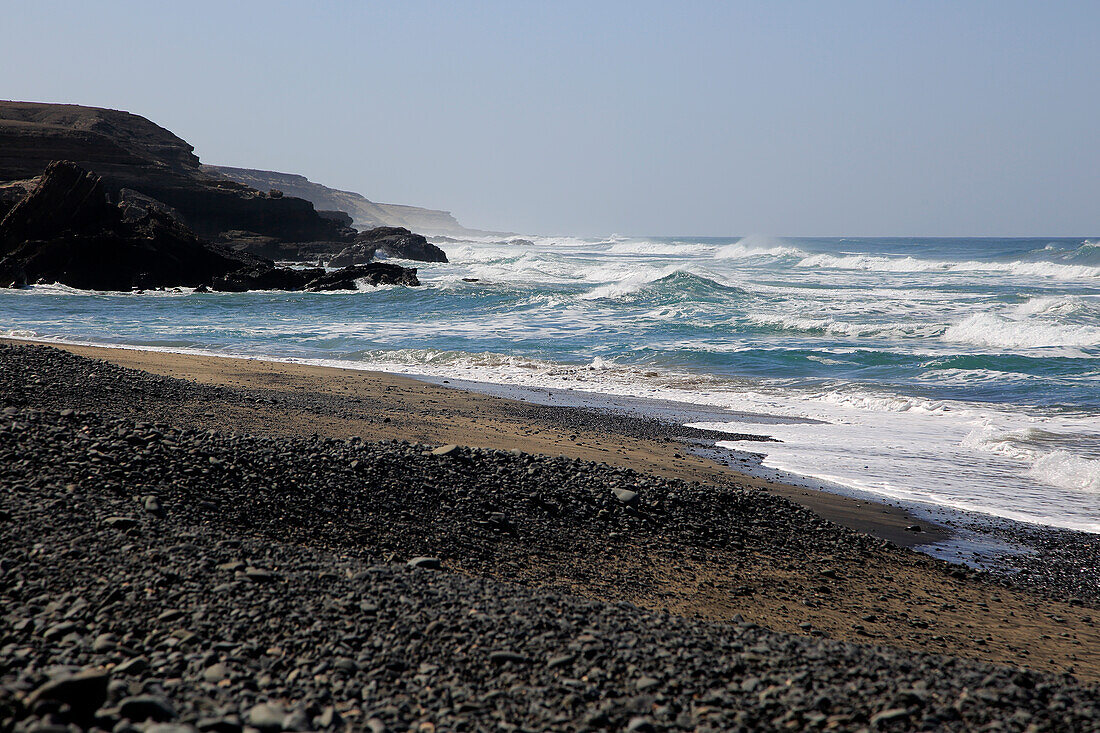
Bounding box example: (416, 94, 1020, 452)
(3, 235, 1098, 532)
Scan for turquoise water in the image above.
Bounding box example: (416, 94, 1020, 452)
(3, 235, 1099, 530)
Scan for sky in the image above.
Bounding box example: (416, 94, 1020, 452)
(2, 1, 1098, 236)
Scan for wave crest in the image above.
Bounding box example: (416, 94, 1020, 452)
(581, 269, 746, 302)
(943, 313, 1100, 350)
(797, 253, 1100, 280)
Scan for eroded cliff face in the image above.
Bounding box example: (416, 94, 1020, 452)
(202, 165, 481, 236)
(0, 102, 346, 243)
(0, 161, 419, 291)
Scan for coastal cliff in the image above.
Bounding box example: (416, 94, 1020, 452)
(202, 165, 499, 237)
(0, 101, 452, 286)
(0, 161, 419, 291)
(0, 102, 347, 244)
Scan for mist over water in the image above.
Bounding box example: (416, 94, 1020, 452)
(3, 235, 1099, 531)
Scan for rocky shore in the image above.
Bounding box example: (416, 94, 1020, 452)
(0, 101, 452, 292)
(0, 163, 420, 292)
(2, 342, 1099, 732)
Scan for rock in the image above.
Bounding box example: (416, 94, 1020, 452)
(117, 188, 185, 225)
(325, 242, 375, 268)
(145, 725, 199, 733)
(488, 651, 528, 665)
(316, 210, 352, 228)
(113, 657, 148, 675)
(0, 178, 34, 220)
(281, 709, 309, 732)
(302, 262, 419, 291)
(0, 162, 263, 290)
(26, 669, 109, 720)
(43, 621, 81, 640)
(117, 695, 177, 722)
(870, 708, 910, 726)
(329, 227, 447, 266)
(201, 663, 230, 683)
(612, 488, 638, 505)
(247, 702, 286, 731)
(407, 557, 442, 570)
(92, 633, 118, 652)
(143, 496, 163, 516)
(103, 516, 137, 530)
(317, 707, 342, 729)
(196, 718, 242, 733)
(431, 444, 459, 456)
(905, 524, 923, 533)
(244, 566, 276, 583)
(625, 718, 656, 733)
(0, 102, 348, 245)
(547, 654, 574, 669)
(208, 264, 319, 293)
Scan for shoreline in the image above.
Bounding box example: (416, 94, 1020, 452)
(4, 336, 949, 550)
(10, 336, 1100, 601)
(3, 339, 1100, 695)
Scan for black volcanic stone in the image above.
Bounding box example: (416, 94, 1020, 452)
(1, 342, 1099, 732)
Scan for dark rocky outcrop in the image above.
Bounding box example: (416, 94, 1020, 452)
(316, 209, 353, 227)
(0, 161, 419, 292)
(0, 102, 349, 244)
(0, 162, 253, 290)
(211, 261, 418, 292)
(0, 102, 469, 269)
(305, 262, 419, 290)
(0, 179, 35, 220)
(329, 226, 448, 266)
(208, 265, 324, 293)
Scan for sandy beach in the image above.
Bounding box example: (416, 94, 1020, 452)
(4, 339, 1098, 685)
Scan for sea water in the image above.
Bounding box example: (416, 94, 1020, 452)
(3, 235, 1098, 532)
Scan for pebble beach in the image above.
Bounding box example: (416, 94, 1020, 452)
(3, 340, 1099, 732)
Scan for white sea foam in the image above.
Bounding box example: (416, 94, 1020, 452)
(1, 328, 40, 338)
(797, 253, 1100, 280)
(696, 393, 1100, 532)
(714, 235, 802, 260)
(11, 327, 1100, 532)
(608, 241, 714, 255)
(943, 313, 1100, 350)
(1030, 451, 1100, 493)
(748, 314, 939, 340)
(1013, 295, 1086, 316)
(578, 264, 681, 300)
(961, 425, 1045, 460)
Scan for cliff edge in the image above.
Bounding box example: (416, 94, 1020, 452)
(203, 165, 503, 237)
(0, 101, 346, 243)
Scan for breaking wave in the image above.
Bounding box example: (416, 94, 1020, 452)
(797, 253, 1100, 280)
(943, 313, 1100, 350)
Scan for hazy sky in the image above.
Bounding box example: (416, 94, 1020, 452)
(3, 1, 1098, 236)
